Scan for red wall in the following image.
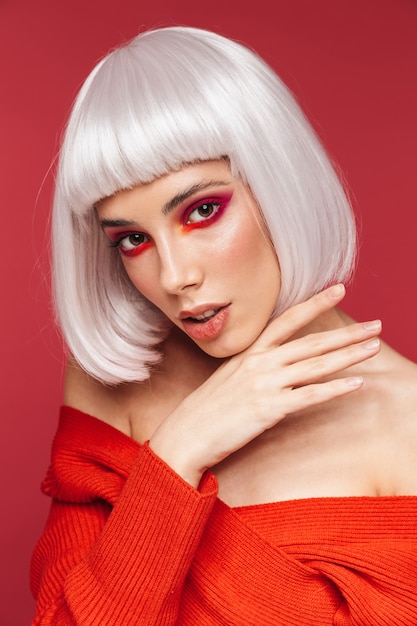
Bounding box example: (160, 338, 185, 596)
(1, 0, 416, 622)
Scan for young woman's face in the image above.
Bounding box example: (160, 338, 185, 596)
(98, 160, 281, 358)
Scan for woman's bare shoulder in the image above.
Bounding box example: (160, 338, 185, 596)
(63, 357, 142, 436)
(372, 345, 417, 494)
(63, 355, 181, 442)
(381, 345, 417, 417)
(392, 355, 417, 433)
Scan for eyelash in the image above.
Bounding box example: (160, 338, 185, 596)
(182, 198, 226, 230)
(108, 233, 151, 257)
(108, 195, 230, 257)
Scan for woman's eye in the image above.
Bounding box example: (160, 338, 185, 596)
(118, 233, 148, 251)
(111, 233, 150, 256)
(186, 201, 220, 224)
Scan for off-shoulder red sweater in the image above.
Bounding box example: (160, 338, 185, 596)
(31, 406, 417, 625)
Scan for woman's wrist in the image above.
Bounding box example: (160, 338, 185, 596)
(149, 426, 205, 489)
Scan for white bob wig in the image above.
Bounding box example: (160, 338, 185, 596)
(52, 25, 357, 384)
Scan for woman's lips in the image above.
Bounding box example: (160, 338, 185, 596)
(180, 305, 230, 341)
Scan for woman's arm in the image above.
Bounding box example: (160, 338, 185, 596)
(31, 434, 217, 625)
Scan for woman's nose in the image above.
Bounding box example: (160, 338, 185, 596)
(159, 242, 203, 294)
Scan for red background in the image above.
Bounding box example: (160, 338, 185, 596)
(1, 0, 416, 623)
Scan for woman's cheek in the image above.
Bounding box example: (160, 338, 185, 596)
(214, 217, 254, 266)
(122, 260, 158, 302)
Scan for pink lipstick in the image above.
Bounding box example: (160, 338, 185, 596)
(180, 304, 230, 341)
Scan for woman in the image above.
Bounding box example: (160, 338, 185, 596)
(31, 26, 417, 625)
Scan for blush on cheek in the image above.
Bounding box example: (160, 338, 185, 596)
(216, 215, 259, 266)
(221, 211, 280, 292)
(121, 262, 160, 306)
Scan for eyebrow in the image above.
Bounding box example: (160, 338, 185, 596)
(99, 178, 231, 229)
(161, 180, 230, 215)
(100, 218, 137, 228)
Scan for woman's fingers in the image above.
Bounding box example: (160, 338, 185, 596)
(273, 320, 382, 366)
(274, 375, 365, 416)
(278, 335, 381, 388)
(253, 284, 347, 351)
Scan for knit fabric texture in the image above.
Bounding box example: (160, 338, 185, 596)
(31, 406, 417, 625)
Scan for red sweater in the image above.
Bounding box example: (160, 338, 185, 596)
(31, 406, 417, 625)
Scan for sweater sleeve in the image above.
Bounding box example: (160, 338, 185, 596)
(31, 423, 218, 626)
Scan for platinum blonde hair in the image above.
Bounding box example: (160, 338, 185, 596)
(52, 26, 357, 384)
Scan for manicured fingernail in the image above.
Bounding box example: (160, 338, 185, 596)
(363, 338, 380, 350)
(363, 320, 382, 331)
(328, 283, 345, 299)
(346, 376, 363, 387)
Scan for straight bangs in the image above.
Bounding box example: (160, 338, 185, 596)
(59, 29, 250, 214)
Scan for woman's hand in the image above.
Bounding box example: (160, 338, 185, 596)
(149, 285, 382, 487)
